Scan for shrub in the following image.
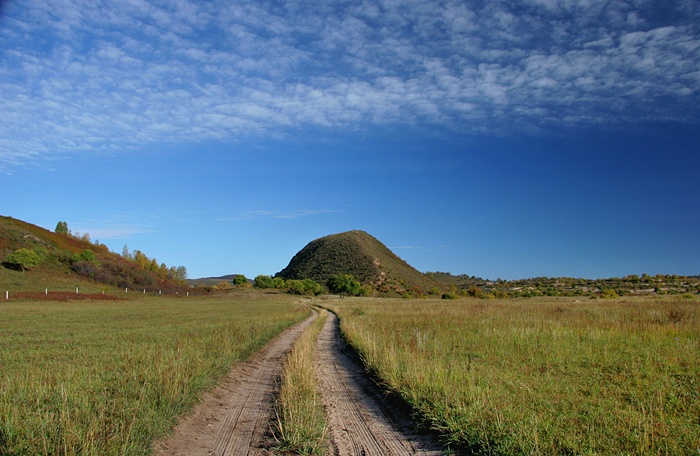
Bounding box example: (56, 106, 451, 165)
(327, 274, 362, 296)
(254, 275, 274, 289)
(4, 248, 43, 271)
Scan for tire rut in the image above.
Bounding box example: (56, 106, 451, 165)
(153, 309, 318, 456)
(315, 311, 444, 456)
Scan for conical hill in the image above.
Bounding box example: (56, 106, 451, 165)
(275, 230, 443, 295)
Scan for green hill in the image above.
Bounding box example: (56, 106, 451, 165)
(275, 230, 444, 296)
(0, 216, 191, 294)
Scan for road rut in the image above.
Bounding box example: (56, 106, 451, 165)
(154, 306, 444, 455)
(315, 311, 443, 456)
(153, 309, 318, 456)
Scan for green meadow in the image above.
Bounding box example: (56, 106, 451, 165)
(0, 293, 308, 455)
(328, 295, 700, 455)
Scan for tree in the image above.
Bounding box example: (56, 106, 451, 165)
(174, 266, 187, 282)
(72, 248, 97, 263)
(253, 275, 274, 289)
(327, 274, 362, 296)
(55, 221, 69, 234)
(286, 280, 307, 295)
(4, 248, 43, 272)
(302, 278, 322, 295)
(232, 274, 249, 287)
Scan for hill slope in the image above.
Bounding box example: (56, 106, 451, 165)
(0, 215, 190, 294)
(275, 230, 444, 295)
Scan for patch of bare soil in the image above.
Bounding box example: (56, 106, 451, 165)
(315, 312, 444, 456)
(152, 309, 318, 456)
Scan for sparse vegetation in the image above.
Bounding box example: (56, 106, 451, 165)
(329, 296, 700, 455)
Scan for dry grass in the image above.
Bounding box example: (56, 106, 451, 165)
(275, 308, 328, 455)
(328, 296, 700, 455)
(0, 294, 308, 455)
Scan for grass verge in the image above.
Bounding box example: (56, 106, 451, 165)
(328, 296, 700, 455)
(0, 294, 308, 455)
(274, 308, 328, 455)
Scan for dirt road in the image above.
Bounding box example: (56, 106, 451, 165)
(154, 307, 444, 455)
(316, 311, 443, 456)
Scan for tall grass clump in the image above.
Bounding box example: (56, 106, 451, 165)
(275, 308, 328, 455)
(329, 296, 700, 455)
(0, 295, 308, 455)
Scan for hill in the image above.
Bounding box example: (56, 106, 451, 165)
(187, 274, 238, 287)
(275, 230, 444, 296)
(429, 272, 700, 298)
(0, 216, 191, 294)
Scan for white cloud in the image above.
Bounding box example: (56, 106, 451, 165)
(1, 0, 699, 171)
(220, 209, 343, 222)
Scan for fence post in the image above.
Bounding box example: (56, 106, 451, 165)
(76, 286, 79, 294)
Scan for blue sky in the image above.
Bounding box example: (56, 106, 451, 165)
(1, 0, 699, 280)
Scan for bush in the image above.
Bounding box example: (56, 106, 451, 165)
(254, 275, 274, 289)
(327, 274, 362, 296)
(232, 274, 250, 287)
(601, 289, 619, 299)
(4, 248, 43, 271)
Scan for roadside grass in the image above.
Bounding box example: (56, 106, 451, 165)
(0, 294, 309, 455)
(328, 296, 700, 455)
(274, 308, 328, 455)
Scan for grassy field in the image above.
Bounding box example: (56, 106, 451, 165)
(275, 308, 328, 455)
(0, 292, 309, 455)
(327, 295, 700, 455)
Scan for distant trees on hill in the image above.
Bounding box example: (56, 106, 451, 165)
(429, 272, 700, 298)
(120, 245, 187, 282)
(53, 220, 188, 284)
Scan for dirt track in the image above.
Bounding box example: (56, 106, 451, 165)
(154, 306, 444, 455)
(316, 311, 443, 456)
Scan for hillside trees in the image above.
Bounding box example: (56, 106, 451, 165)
(55, 221, 69, 234)
(118, 247, 187, 283)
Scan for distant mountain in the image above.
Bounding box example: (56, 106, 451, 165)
(187, 274, 239, 287)
(275, 230, 444, 296)
(0, 215, 191, 294)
